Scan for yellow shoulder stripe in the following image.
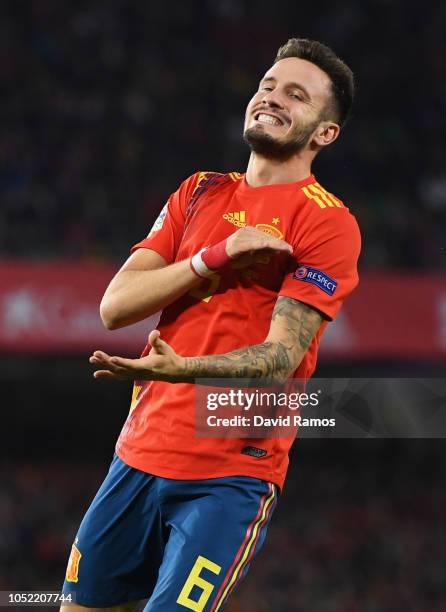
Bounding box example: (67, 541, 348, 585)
(308, 184, 336, 207)
(302, 183, 344, 209)
(302, 185, 326, 208)
(315, 182, 343, 208)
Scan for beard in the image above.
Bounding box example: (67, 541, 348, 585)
(243, 117, 320, 161)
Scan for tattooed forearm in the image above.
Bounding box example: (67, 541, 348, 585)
(184, 340, 292, 383)
(182, 297, 323, 383)
(271, 296, 324, 351)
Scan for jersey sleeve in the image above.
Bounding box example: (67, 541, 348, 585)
(279, 211, 361, 320)
(130, 173, 199, 263)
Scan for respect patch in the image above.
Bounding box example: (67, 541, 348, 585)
(293, 266, 337, 296)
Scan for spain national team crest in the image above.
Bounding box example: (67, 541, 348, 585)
(66, 543, 82, 583)
(255, 223, 284, 240)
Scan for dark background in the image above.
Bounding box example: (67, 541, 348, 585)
(1, 1, 445, 611)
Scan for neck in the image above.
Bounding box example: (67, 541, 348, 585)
(245, 151, 313, 187)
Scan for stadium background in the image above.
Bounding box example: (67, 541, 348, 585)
(1, 1, 445, 610)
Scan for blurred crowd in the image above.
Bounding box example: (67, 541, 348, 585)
(1, 442, 445, 612)
(1, 0, 445, 268)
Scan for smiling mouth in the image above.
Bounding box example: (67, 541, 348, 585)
(254, 113, 284, 127)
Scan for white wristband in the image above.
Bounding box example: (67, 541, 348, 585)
(190, 248, 214, 278)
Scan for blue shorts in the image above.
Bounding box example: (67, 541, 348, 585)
(62, 455, 278, 611)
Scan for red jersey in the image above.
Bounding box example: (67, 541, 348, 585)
(116, 171, 361, 489)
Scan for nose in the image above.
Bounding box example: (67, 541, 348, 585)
(261, 88, 284, 109)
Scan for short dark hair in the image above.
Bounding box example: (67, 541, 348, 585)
(275, 38, 354, 127)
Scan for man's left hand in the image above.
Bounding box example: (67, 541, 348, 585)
(89, 330, 185, 381)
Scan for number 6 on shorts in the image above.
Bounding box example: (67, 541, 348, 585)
(176, 555, 221, 611)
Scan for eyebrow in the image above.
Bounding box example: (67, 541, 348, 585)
(260, 76, 312, 100)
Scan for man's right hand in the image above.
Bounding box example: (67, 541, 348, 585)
(226, 225, 293, 268)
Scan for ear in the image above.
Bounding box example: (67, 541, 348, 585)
(312, 121, 341, 148)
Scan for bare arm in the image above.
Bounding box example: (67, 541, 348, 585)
(99, 249, 202, 329)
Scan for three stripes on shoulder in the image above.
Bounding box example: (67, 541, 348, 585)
(302, 183, 344, 209)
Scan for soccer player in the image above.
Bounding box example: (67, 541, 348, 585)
(62, 38, 360, 611)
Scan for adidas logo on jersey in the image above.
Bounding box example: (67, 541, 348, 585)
(223, 211, 246, 228)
